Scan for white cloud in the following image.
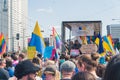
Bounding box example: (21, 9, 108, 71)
(36, 7, 53, 13)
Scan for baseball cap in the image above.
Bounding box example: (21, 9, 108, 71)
(60, 60, 75, 72)
(14, 59, 40, 79)
(44, 65, 56, 75)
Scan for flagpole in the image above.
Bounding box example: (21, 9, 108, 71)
(52, 27, 56, 49)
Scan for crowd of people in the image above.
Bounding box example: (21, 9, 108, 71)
(0, 40, 120, 80)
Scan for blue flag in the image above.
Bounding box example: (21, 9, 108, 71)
(29, 21, 45, 54)
(97, 33, 104, 54)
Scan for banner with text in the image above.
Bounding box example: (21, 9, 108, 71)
(71, 23, 94, 36)
(80, 44, 97, 54)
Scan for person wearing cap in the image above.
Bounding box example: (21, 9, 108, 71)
(44, 64, 60, 80)
(13, 59, 41, 80)
(60, 60, 76, 80)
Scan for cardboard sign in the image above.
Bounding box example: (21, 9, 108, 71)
(27, 46, 36, 59)
(80, 44, 97, 54)
(70, 49, 79, 56)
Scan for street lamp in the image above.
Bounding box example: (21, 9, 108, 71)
(112, 19, 120, 23)
(112, 19, 120, 21)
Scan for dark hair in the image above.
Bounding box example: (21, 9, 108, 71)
(37, 54, 42, 59)
(11, 54, 18, 60)
(6, 59, 13, 67)
(32, 57, 40, 65)
(77, 54, 91, 67)
(3, 53, 8, 58)
(106, 54, 120, 69)
(72, 71, 96, 80)
(85, 59, 98, 72)
(19, 53, 25, 59)
(96, 64, 106, 78)
(103, 54, 120, 80)
(103, 62, 120, 80)
(60, 54, 65, 59)
(91, 53, 100, 61)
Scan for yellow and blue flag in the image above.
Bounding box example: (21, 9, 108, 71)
(29, 21, 45, 54)
(95, 33, 104, 54)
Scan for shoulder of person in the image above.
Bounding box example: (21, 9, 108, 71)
(8, 76, 17, 80)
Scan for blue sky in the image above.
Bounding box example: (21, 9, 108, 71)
(28, 0, 120, 38)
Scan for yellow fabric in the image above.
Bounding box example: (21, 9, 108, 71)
(81, 36, 87, 44)
(33, 21, 45, 47)
(37, 70, 42, 77)
(95, 38, 99, 45)
(83, 36, 87, 45)
(33, 21, 42, 37)
(107, 35, 114, 47)
(100, 52, 106, 57)
(102, 41, 112, 52)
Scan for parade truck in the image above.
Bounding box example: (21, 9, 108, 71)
(61, 20, 102, 53)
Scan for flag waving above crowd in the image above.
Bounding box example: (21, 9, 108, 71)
(0, 33, 6, 56)
(52, 27, 61, 49)
(29, 21, 45, 54)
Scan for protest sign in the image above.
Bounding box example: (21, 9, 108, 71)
(27, 46, 36, 59)
(80, 44, 97, 54)
(44, 46, 54, 59)
(70, 49, 79, 56)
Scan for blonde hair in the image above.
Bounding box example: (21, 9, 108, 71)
(55, 70, 60, 80)
(45, 60, 55, 66)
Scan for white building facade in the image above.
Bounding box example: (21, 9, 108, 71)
(107, 24, 120, 41)
(0, 0, 28, 52)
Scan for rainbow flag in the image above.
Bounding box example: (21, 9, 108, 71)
(107, 34, 114, 47)
(103, 36, 115, 55)
(0, 33, 6, 55)
(29, 21, 45, 54)
(52, 27, 61, 49)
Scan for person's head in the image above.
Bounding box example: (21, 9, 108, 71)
(106, 54, 120, 69)
(60, 54, 65, 59)
(96, 64, 106, 78)
(37, 54, 42, 59)
(3, 53, 8, 58)
(103, 62, 120, 80)
(6, 59, 13, 68)
(32, 57, 40, 65)
(72, 71, 96, 80)
(77, 54, 91, 72)
(70, 41, 73, 45)
(14, 59, 40, 80)
(0, 59, 6, 68)
(91, 53, 100, 62)
(11, 54, 18, 61)
(60, 60, 75, 78)
(85, 59, 98, 72)
(44, 65, 56, 80)
(18, 53, 25, 61)
(103, 54, 120, 80)
(45, 60, 55, 67)
(75, 40, 79, 44)
(3, 53, 11, 60)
